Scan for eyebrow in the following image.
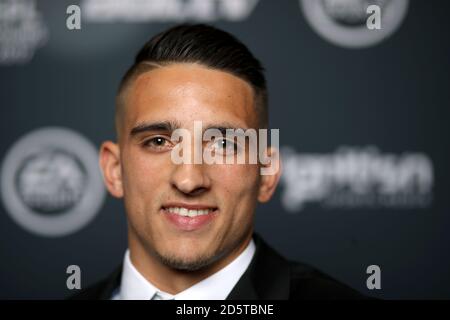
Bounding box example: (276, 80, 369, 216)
(129, 120, 248, 137)
(203, 122, 248, 135)
(130, 120, 182, 136)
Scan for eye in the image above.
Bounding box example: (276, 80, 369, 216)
(212, 137, 239, 155)
(142, 136, 173, 152)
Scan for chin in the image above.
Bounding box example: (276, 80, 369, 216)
(158, 251, 217, 271)
(153, 240, 220, 269)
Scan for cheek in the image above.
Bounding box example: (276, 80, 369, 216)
(213, 164, 260, 205)
(122, 148, 170, 195)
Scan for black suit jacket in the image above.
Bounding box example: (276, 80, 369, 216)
(70, 234, 368, 300)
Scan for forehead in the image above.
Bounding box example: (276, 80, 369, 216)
(123, 63, 257, 130)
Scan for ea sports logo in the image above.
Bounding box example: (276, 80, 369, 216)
(16, 149, 87, 215)
(1, 127, 106, 237)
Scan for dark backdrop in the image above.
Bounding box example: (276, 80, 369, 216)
(0, 0, 449, 299)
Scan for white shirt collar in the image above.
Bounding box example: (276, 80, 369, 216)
(114, 238, 256, 300)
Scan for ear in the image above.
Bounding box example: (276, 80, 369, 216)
(257, 146, 282, 203)
(99, 141, 123, 198)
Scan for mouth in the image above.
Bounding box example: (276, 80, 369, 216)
(161, 204, 219, 231)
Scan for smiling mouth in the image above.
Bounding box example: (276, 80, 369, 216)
(162, 206, 217, 217)
(161, 205, 219, 231)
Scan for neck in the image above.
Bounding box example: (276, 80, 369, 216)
(127, 230, 253, 295)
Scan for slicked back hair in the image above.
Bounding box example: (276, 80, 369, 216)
(115, 24, 268, 136)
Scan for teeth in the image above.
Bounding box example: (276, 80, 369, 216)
(165, 207, 214, 217)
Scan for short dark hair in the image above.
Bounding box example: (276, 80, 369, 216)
(116, 24, 268, 133)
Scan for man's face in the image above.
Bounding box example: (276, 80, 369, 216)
(104, 63, 274, 271)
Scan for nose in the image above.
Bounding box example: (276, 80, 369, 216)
(170, 163, 211, 196)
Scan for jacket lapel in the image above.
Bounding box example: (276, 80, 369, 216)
(99, 266, 122, 300)
(227, 234, 291, 300)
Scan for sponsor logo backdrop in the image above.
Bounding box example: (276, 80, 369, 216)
(0, 0, 449, 298)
